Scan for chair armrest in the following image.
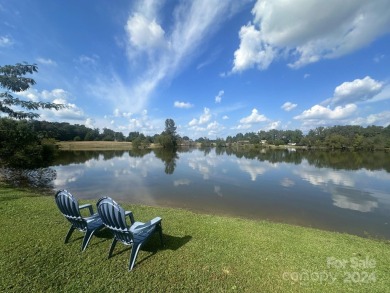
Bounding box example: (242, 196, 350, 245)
(79, 204, 94, 216)
(130, 217, 162, 232)
(125, 211, 135, 225)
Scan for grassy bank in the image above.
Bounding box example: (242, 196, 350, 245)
(57, 141, 136, 150)
(56, 141, 197, 151)
(1, 185, 389, 292)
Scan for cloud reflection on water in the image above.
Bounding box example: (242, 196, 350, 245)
(331, 187, 378, 212)
(49, 148, 390, 238)
(294, 160, 390, 213)
(174, 179, 191, 186)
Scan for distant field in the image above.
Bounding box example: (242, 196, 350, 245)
(57, 141, 138, 151)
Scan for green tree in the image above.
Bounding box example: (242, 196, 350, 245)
(0, 63, 64, 119)
(101, 128, 115, 141)
(127, 131, 140, 142)
(132, 137, 142, 149)
(84, 129, 99, 141)
(157, 118, 178, 148)
(131, 134, 149, 149)
(0, 118, 57, 167)
(114, 131, 125, 142)
(215, 138, 226, 148)
(0, 63, 65, 167)
(325, 134, 347, 149)
(156, 133, 175, 148)
(165, 118, 177, 136)
(353, 134, 364, 150)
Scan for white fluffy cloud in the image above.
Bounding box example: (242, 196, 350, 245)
(327, 76, 383, 105)
(120, 1, 246, 116)
(186, 107, 228, 137)
(188, 107, 212, 126)
(264, 121, 281, 130)
(113, 109, 121, 117)
(17, 88, 70, 103)
(207, 121, 221, 130)
(16, 88, 86, 122)
(125, 12, 166, 53)
(188, 118, 198, 127)
(77, 54, 99, 66)
(187, 120, 225, 138)
(113, 109, 132, 118)
(232, 24, 275, 72)
(206, 121, 225, 136)
(350, 111, 390, 127)
(239, 108, 268, 124)
(0, 35, 12, 47)
(47, 101, 85, 120)
(85, 118, 95, 129)
(174, 101, 193, 109)
(294, 76, 389, 129)
(36, 57, 57, 66)
(369, 84, 390, 103)
(110, 110, 163, 136)
(281, 102, 297, 111)
(232, 0, 390, 71)
(294, 104, 357, 120)
(215, 90, 224, 103)
(199, 108, 212, 124)
(233, 124, 252, 130)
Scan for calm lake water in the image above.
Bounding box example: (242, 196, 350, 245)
(49, 148, 390, 239)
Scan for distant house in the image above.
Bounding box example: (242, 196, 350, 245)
(288, 142, 296, 146)
(260, 140, 267, 144)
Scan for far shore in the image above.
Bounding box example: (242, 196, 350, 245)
(57, 141, 389, 152)
(56, 141, 306, 151)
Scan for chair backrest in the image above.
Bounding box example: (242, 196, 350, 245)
(97, 196, 133, 244)
(55, 190, 87, 231)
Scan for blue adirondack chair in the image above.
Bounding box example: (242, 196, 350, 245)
(97, 196, 163, 271)
(55, 190, 104, 251)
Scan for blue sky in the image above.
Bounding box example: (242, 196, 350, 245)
(1, 0, 390, 139)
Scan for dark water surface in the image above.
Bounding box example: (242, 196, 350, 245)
(49, 148, 390, 239)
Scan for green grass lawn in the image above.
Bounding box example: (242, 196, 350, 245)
(1, 184, 389, 292)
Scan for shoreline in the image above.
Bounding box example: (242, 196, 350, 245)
(57, 141, 390, 151)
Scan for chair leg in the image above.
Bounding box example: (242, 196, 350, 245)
(64, 226, 75, 244)
(129, 243, 142, 271)
(81, 229, 96, 251)
(108, 238, 118, 258)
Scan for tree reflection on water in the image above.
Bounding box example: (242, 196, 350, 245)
(50, 148, 390, 173)
(154, 148, 178, 174)
(0, 167, 56, 190)
(2, 148, 389, 189)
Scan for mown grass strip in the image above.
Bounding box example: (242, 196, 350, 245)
(0, 185, 389, 292)
(57, 141, 135, 151)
